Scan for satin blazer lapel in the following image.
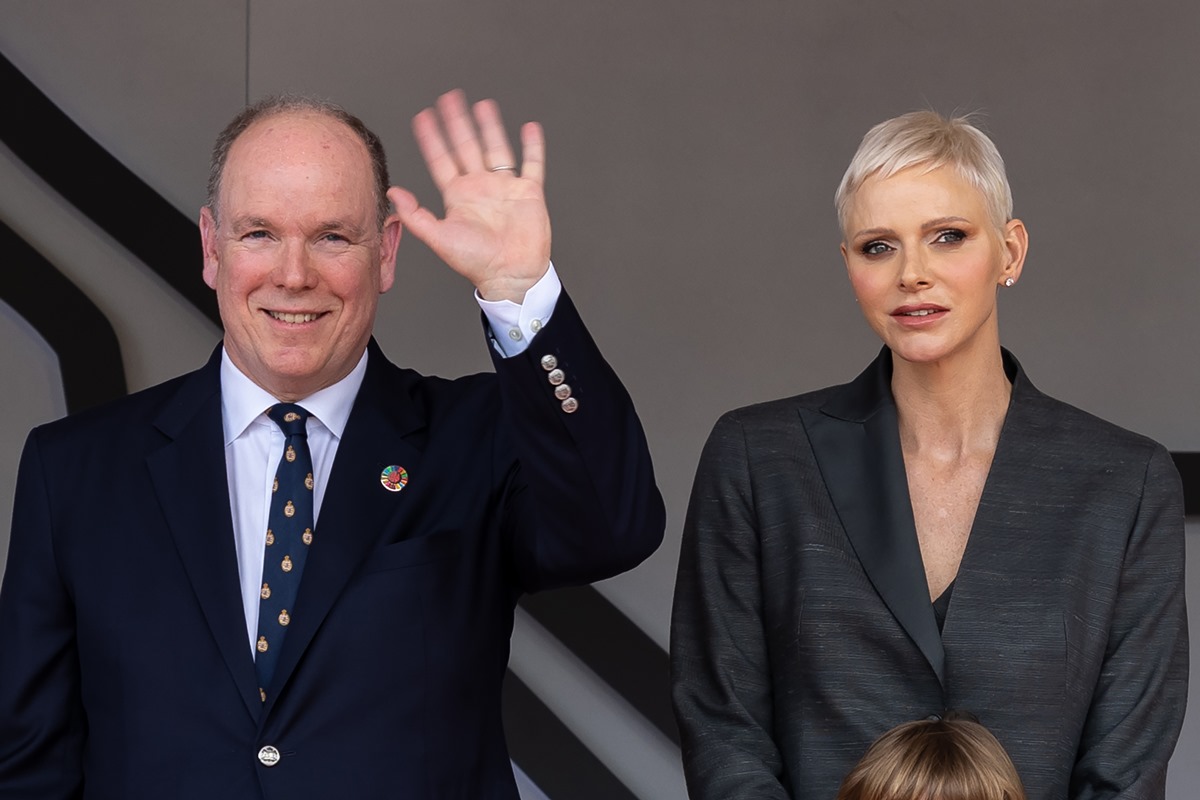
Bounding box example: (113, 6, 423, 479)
(799, 348, 945, 686)
(944, 351, 1050, 633)
(265, 342, 426, 708)
(147, 349, 263, 721)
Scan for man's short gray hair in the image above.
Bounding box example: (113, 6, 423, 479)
(205, 94, 391, 228)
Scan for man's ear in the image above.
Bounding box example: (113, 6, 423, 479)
(378, 216, 402, 294)
(200, 206, 220, 289)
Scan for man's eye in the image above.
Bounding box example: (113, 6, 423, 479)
(243, 230, 270, 240)
(861, 241, 892, 256)
(934, 229, 966, 244)
(321, 233, 349, 244)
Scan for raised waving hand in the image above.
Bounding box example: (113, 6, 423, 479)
(390, 89, 551, 303)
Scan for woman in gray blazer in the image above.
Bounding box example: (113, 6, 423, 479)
(670, 111, 1187, 800)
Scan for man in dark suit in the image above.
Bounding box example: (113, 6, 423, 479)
(0, 89, 664, 798)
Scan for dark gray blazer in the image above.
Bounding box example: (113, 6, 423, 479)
(670, 348, 1187, 800)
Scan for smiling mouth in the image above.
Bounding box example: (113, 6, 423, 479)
(268, 310, 322, 324)
(898, 309, 941, 317)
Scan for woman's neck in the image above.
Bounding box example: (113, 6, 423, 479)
(891, 343, 1012, 460)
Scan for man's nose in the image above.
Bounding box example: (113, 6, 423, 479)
(275, 241, 318, 289)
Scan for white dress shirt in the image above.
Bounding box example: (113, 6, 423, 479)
(220, 265, 561, 652)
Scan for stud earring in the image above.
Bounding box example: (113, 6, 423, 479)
(1004, 277, 1015, 287)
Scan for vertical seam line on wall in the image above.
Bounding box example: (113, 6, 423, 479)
(244, 0, 251, 105)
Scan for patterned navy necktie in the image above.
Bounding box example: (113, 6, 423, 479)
(255, 403, 314, 702)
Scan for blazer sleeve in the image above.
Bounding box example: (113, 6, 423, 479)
(0, 431, 85, 798)
(488, 289, 665, 593)
(1070, 444, 1189, 800)
(670, 412, 792, 799)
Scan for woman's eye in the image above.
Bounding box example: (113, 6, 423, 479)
(861, 241, 892, 256)
(933, 228, 966, 244)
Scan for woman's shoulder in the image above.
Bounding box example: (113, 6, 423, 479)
(1008, 382, 1180, 516)
(715, 383, 845, 423)
(1012, 370, 1169, 462)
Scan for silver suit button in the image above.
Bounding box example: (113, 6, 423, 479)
(258, 745, 281, 766)
(547, 369, 565, 386)
(554, 384, 572, 401)
(540, 354, 558, 371)
(561, 397, 580, 414)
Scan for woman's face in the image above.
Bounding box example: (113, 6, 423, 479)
(840, 165, 1027, 368)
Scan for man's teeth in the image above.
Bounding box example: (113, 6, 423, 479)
(902, 309, 939, 317)
(270, 311, 319, 323)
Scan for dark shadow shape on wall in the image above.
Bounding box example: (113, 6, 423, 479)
(0, 51, 218, 327)
(504, 673, 639, 800)
(521, 584, 679, 745)
(0, 220, 127, 413)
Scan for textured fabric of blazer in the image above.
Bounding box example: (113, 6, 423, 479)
(671, 347, 1187, 800)
(0, 292, 665, 799)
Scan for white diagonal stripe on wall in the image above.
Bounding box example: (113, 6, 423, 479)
(509, 607, 686, 800)
(512, 762, 552, 800)
(0, 140, 219, 393)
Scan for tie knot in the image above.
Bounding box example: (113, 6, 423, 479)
(267, 404, 310, 438)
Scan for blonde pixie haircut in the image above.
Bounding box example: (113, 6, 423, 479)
(834, 111, 1013, 236)
(836, 714, 1027, 800)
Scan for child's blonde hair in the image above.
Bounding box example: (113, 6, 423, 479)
(836, 712, 1027, 800)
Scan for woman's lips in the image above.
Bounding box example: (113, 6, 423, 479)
(891, 305, 948, 326)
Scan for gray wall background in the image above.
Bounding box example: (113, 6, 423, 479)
(2, 1, 1197, 797)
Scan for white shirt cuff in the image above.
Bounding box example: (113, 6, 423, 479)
(477, 263, 562, 358)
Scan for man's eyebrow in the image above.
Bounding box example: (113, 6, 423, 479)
(228, 215, 272, 231)
(316, 220, 369, 238)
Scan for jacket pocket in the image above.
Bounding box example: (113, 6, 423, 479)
(360, 529, 464, 573)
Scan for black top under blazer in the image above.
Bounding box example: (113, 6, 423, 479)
(671, 347, 1187, 800)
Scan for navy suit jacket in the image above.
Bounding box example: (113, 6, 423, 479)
(671, 348, 1187, 800)
(0, 292, 664, 799)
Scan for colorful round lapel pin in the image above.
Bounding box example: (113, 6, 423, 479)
(380, 465, 409, 493)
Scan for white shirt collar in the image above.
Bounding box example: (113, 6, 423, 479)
(219, 347, 370, 444)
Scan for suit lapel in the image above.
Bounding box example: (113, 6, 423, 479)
(147, 349, 263, 721)
(800, 348, 946, 686)
(945, 351, 1049, 633)
(265, 341, 427, 707)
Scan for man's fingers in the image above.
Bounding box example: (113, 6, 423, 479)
(519, 122, 546, 185)
(473, 99, 518, 173)
(414, 90, 543, 188)
(388, 187, 441, 249)
(411, 109, 460, 193)
(387, 186, 418, 218)
(437, 89, 486, 173)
